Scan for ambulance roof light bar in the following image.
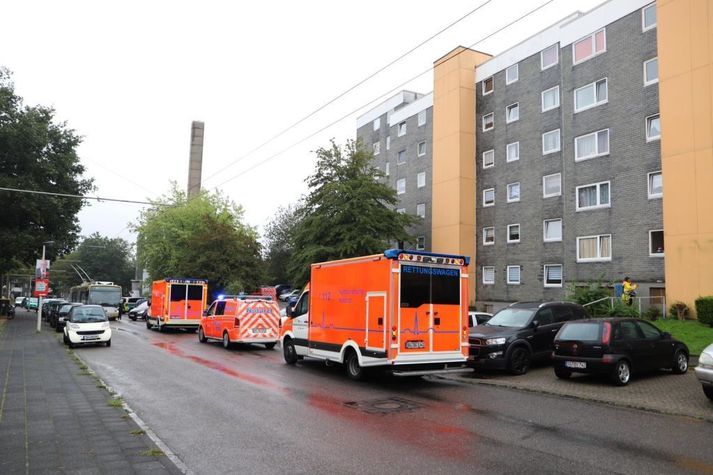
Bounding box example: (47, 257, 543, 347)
(383, 249, 470, 266)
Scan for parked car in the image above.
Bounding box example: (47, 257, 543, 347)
(128, 300, 150, 321)
(54, 303, 82, 332)
(695, 342, 713, 400)
(468, 301, 589, 375)
(14, 297, 25, 307)
(279, 289, 300, 302)
(26, 297, 39, 310)
(553, 318, 689, 386)
(41, 298, 64, 320)
(63, 305, 112, 348)
(46, 299, 68, 327)
(274, 284, 292, 298)
(468, 311, 493, 327)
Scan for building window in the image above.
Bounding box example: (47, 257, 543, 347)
(483, 227, 495, 246)
(543, 219, 562, 242)
(648, 171, 662, 198)
(507, 182, 520, 203)
(396, 178, 405, 195)
(544, 264, 563, 287)
(483, 188, 495, 207)
(507, 224, 520, 243)
(416, 203, 426, 218)
(417, 171, 426, 188)
(385, 162, 390, 177)
(543, 173, 562, 198)
(506, 103, 519, 123)
(417, 110, 427, 126)
(372, 141, 380, 156)
(482, 266, 495, 285)
(482, 77, 494, 95)
(642, 3, 656, 31)
(644, 57, 658, 85)
(482, 149, 495, 168)
(396, 208, 405, 214)
(507, 265, 521, 285)
(542, 129, 561, 155)
(417, 141, 426, 157)
(649, 230, 664, 256)
(541, 85, 560, 112)
(541, 44, 559, 70)
(575, 129, 610, 161)
(646, 114, 661, 141)
(397, 149, 406, 164)
(482, 112, 494, 131)
(573, 29, 606, 65)
(574, 78, 608, 112)
(398, 122, 407, 137)
(506, 142, 519, 162)
(576, 181, 610, 210)
(577, 234, 612, 262)
(386, 136, 390, 150)
(416, 236, 425, 250)
(506, 64, 519, 84)
(373, 118, 380, 131)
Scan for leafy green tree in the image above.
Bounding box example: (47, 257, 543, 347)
(263, 203, 301, 286)
(0, 67, 93, 274)
(287, 140, 416, 284)
(134, 185, 264, 298)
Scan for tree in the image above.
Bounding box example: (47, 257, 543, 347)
(287, 140, 416, 284)
(0, 67, 93, 275)
(134, 185, 264, 299)
(263, 203, 301, 285)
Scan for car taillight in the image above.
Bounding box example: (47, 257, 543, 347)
(234, 317, 240, 327)
(601, 321, 611, 345)
(391, 326, 397, 341)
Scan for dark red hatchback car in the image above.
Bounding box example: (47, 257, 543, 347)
(552, 318, 689, 386)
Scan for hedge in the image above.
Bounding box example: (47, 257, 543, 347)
(695, 296, 713, 327)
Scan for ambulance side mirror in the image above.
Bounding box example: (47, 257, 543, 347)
(286, 307, 293, 318)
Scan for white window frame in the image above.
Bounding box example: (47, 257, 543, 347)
(396, 178, 405, 195)
(417, 171, 426, 188)
(540, 44, 559, 70)
(576, 234, 612, 262)
(483, 188, 495, 207)
(506, 182, 520, 203)
(649, 229, 664, 257)
(542, 129, 561, 155)
(574, 128, 610, 162)
(542, 173, 562, 198)
(506, 64, 519, 85)
(646, 114, 661, 141)
(576, 181, 611, 211)
(544, 264, 563, 288)
(482, 77, 494, 95)
(507, 224, 520, 244)
(572, 28, 606, 65)
(416, 236, 425, 251)
(574, 78, 608, 113)
(505, 102, 520, 123)
(417, 141, 426, 157)
(417, 110, 427, 127)
(543, 218, 563, 242)
(372, 141, 380, 156)
(507, 265, 521, 285)
(416, 203, 426, 219)
(482, 266, 495, 285)
(483, 227, 495, 246)
(386, 136, 390, 150)
(648, 171, 662, 199)
(506, 142, 519, 162)
(642, 3, 656, 32)
(482, 149, 495, 169)
(373, 118, 380, 131)
(398, 121, 407, 137)
(385, 162, 390, 177)
(541, 85, 560, 112)
(644, 57, 659, 86)
(397, 149, 406, 164)
(482, 112, 494, 131)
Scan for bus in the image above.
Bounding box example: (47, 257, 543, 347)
(69, 281, 123, 320)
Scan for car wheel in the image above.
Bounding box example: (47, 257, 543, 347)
(55, 325, 61, 333)
(345, 350, 365, 381)
(198, 327, 207, 343)
(130, 315, 136, 321)
(63, 333, 69, 345)
(703, 385, 713, 401)
(672, 349, 688, 374)
(106, 339, 111, 347)
(507, 346, 531, 375)
(264, 342, 276, 350)
(222, 332, 231, 349)
(146, 320, 152, 330)
(283, 338, 298, 365)
(612, 360, 631, 386)
(554, 368, 571, 379)
(67, 340, 74, 349)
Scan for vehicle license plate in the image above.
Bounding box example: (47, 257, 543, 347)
(251, 328, 268, 334)
(565, 361, 586, 369)
(81, 336, 99, 341)
(405, 340, 425, 349)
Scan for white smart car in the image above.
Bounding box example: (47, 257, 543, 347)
(63, 305, 112, 348)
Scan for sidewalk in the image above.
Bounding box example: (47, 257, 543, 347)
(0, 310, 182, 474)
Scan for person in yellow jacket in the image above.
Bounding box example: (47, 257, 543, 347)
(622, 277, 638, 306)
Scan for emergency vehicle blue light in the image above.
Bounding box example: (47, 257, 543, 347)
(383, 249, 470, 266)
(217, 294, 225, 300)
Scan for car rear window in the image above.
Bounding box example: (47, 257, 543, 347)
(558, 322, 601, 341)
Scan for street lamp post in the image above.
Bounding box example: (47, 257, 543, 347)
(36, 241, 53, 332)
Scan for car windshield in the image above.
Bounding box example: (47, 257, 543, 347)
(88, 287, 122, 306)
(71, 307, 107, 323)
(558, 323, 601, 341)
(485, 308, 535, 328)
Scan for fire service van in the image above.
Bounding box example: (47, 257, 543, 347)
(146, 278, 208, 331)
(280, 249, 472, 380)
(198, 295, 280, 349)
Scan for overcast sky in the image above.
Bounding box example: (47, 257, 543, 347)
(1, 0, 605, 246)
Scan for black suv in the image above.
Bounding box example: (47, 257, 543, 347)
(468, 301, 588, 375)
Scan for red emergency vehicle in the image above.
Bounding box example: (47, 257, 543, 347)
(198, 295, 280, 349)
(280, 249, 472, 380)
(146, 278, 208, 331)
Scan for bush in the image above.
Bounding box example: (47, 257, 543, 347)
(642, 306, 662, 321)
(695, 296, 713, 327)
(566, 281, 612, 316)
(669, 301, 689, 321)
(608, 301, 640, 318)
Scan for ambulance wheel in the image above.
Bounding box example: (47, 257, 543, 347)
(198, 327, 207, 343)
(264, 342, 276, 350)
(283, 338, 298, 365)
(345, 349, 365, 381)
(222, 332, 231, 349)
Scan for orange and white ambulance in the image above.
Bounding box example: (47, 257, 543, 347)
(146, 278, 208, 332)
(280, 249, 472, 380)
(198, 295, 280, 349)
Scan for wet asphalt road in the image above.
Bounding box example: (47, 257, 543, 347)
(72, 318, 713, 475)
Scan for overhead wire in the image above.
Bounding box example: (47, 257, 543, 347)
(0, 186, 164, 206)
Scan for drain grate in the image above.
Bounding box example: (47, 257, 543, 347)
(343, 396, 423, 414)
